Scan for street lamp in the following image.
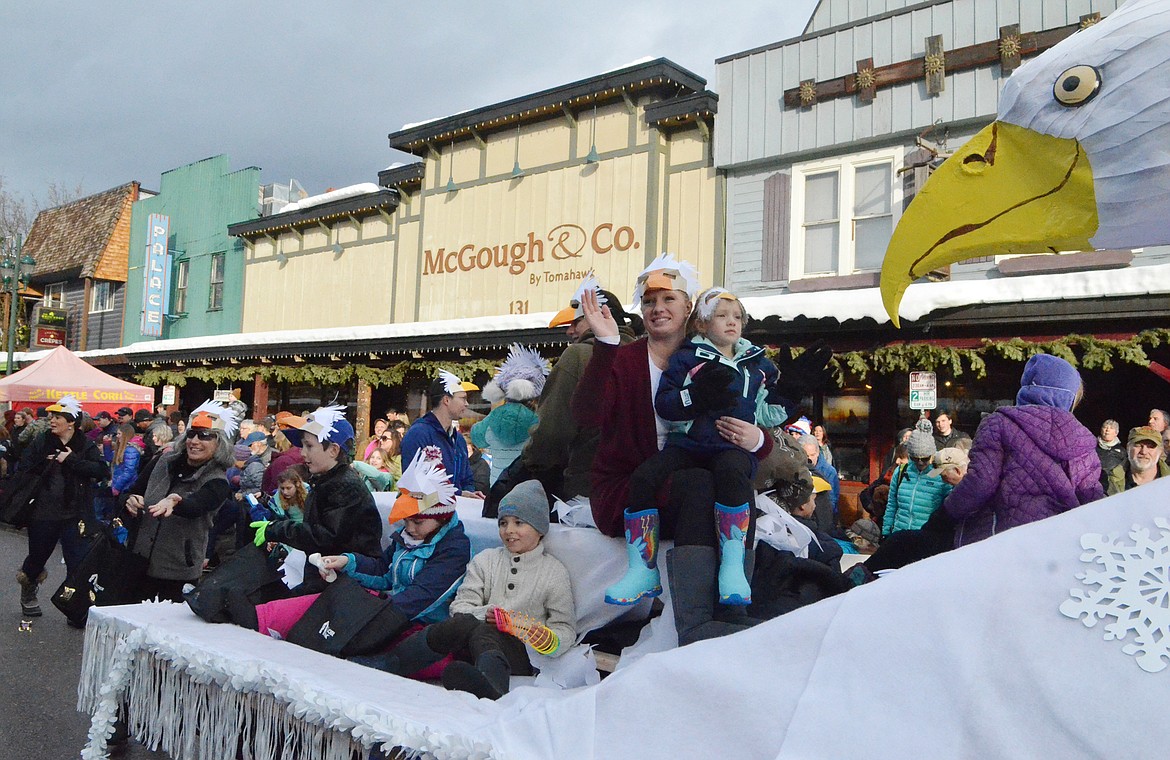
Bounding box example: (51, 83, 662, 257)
(0, 234, 36, 375)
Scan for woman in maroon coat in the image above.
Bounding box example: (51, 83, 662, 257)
(572, 256, 773, 645)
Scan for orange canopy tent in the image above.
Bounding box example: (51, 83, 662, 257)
(0, 346, 153, 414)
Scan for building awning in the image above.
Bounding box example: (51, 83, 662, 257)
(13, 311, 571, 366)
(740, 262, 1170, 327)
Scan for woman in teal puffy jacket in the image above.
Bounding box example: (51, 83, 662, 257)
(883, 421, 952, 535)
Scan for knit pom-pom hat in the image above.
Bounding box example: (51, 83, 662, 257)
(907, 418, 937, 459)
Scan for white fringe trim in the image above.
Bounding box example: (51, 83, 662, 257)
(78, 605, 501, 759)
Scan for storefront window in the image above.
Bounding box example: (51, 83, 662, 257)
(208, 252, 225, 310)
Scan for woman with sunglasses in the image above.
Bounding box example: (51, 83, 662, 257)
(882, 419, 952, 536)
(124, 401, 234, 602)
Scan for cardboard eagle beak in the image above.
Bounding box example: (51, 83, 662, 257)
(548, 305, 579, 328)
(459, 381, 479, 393)
(879, 121, 1098, 326)
(388, 491, 421, 523)
(643, 270, 679, 292)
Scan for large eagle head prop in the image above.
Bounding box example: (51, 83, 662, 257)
(880, 0, 1170, 325)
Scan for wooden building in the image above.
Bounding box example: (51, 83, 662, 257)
(714, 0, 1170, 480)
(22, 182, 144, 352)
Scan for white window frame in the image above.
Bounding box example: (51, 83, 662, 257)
(89, 281, 113, 313)
(42, 282, 66, 307)
(788, 146, 903, 280)
(208, 252, 225, 311)
(172, 259, 189, 313)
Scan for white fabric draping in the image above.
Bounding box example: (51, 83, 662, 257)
(81, 480, 1170, 758)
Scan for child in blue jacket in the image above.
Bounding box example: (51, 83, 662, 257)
(606, 287, 828, 609)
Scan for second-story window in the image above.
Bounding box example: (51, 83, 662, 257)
(89, 281, 113, 313)
(173, 260, 189, 313)
(43, 282, 66, 308)
(790, 148, 901, 279)
(208, 252, 225, 311)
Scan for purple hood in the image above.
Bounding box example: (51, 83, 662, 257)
(945, 404, 1103, 547)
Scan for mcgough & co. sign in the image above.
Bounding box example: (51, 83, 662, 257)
(423, 222, 640, 280)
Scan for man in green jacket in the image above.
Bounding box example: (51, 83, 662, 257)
(1106, 426, 1169, 495)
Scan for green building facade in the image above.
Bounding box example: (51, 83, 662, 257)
(123, 155, 259, 344)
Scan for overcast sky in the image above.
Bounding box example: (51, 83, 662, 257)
(1, 1, 818, 206)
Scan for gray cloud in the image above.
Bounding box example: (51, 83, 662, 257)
(1, 1, 816, 203)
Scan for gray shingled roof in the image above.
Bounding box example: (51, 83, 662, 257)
(23, 182, 135, 279)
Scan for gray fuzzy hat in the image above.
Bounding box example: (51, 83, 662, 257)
(498, 479, 550, 536)
(907, 418, 937, 459)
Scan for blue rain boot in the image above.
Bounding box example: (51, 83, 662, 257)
(715, 502, 752, 606)
(604, 508, 662, 605)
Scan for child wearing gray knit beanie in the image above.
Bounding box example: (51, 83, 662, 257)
(497, 479, 551, 536)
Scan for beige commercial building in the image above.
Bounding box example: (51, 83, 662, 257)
(233, 58, 721, 332)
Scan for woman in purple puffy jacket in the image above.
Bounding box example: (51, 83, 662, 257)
(944, 353, 1103, 547)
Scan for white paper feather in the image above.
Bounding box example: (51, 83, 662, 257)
(438, 370, 464, 396)
(396, 450, 458, 509)
(304, 404, 346, 441)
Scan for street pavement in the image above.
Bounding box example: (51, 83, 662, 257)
(0, 526, 168, 759)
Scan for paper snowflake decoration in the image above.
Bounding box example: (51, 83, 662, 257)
(1059, 518, 1170, 673)
(632, 252, 701, 304)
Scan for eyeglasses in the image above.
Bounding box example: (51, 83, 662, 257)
(186, 428, 216, 441)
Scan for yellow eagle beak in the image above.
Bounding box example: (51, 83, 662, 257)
(879, 121, 1099, 326)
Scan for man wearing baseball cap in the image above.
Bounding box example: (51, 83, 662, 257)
(1106, 426, 1169, 494)
(116, 407, 134, 424)
(401, 370, 481, 496)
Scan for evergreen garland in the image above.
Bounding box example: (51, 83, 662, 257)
(136, 329, 1170, 390)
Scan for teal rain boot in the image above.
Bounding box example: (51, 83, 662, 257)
(715, 502, 752, 606)
(604, 508, 662, 605)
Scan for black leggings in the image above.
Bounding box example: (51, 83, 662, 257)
(425, 613, 533, 674)
(630, 448, 756, 548)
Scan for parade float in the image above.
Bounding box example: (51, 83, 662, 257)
(78, 1, 1170, 757)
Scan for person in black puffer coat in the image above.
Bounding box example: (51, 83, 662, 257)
(15, 397, 106, 617)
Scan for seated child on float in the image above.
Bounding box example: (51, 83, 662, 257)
(237, 452, 470, 657)
(352, 479, 576, 701)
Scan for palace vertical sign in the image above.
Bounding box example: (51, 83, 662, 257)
(140, 213, 171, 337)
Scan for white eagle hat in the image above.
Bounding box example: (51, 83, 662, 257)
(286, 404, 356, 453)
(45, 395, 83, 422)
(632, 252, 701, 305)
(388, 450, 459, 523)
(188, 399, 242, 438)
(548, 272, 607, 328)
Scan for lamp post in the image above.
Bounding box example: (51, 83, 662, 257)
(1, 234, 36, 375)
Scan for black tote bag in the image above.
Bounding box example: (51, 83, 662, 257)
(0, 467, 50, 528)
(51, 518, 150, 626)
(285, 576, 405, 657)
(184, 543, 288, 624)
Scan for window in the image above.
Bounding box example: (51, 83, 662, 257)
(789, 148, 901, 279)
(172, 260, 189, 313)
(208, 252, 225, 310)
(89, 281, 113, 313)
(43, 282, 65, 307)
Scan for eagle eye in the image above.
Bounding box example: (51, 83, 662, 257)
(1053, 65, 1102, 107)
